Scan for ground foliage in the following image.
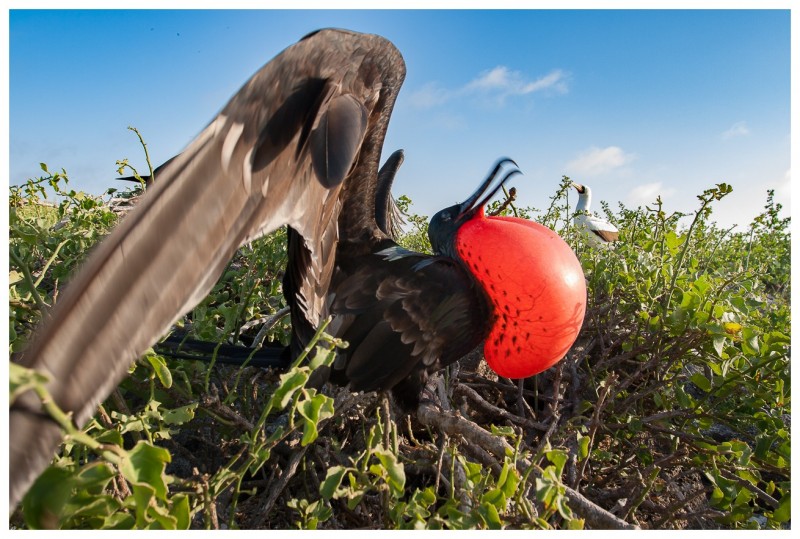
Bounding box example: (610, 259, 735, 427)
(8, 155, 791, 529)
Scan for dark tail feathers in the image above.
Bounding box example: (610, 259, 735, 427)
(155, 334, 291, 369)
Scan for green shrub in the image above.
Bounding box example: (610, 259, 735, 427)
(8, 160, 789, 529)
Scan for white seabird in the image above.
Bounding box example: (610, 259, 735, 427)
(572, 182, 619, 245)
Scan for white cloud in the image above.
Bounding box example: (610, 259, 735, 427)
(626, 181, 677, 206)
(722, 121, 750, 140)
(465, 66, 568, 104)
(408, 66, 568, 109)
(565, 146, 635, 177)
(407, 82, 452, 109)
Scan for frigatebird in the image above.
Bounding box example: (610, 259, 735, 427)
(10, 29, 587, 509)
(572, 182, 620, 245)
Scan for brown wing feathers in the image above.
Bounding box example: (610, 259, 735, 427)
(10, 29, 406, 509)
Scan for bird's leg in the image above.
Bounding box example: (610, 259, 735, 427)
(435, 376, 451, 412)
(517, 378, 526, 418)
(444, 363, 461, 408)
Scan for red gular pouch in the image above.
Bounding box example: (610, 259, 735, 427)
(455, 210, 587, 379)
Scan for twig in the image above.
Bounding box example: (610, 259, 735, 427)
(649, 485, 712, 529)
(489, 186, 517, 216)
(418, 399, 511, 459)
(247, 445, 309, 528)
(532, 413, 561, 461)
(199, 470, 219, 530)
(454, 384, 548, 431)
(458, 439, 502, 476)
(576, 373, 616, 487)
(561, 486, 638, 530)
(250, 306, 292, 347)
(718, 468, 780, 509)
(622, 466, 660, 521)
(434, 432, 447, 496)
(9, 249, 50, 316)
(417, 377, 638, 530)
(127, 126, 154, 183)
(201, 386, 255, 431)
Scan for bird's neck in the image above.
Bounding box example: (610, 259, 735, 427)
(576, 192, 592, 213)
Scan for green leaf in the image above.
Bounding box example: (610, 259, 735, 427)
(555, 492, 574, 519)
(712, 336, 726, 358)
(675, 385, 692, 408)
(566, 518, 585, 529)
(146, 354, 173, 388)
(754, 434, 775, 460)
(308, 347, 335, 370)
(374, 448, 406, 495)
(535, 477, 556, 507)
(169, 494, 191, 530)
(481, 488, 507, 511)
(63, 495, 121, 525)
(270, 369, 309, 409)
(320, 466, 347, 500)
(476, 502, 503, 530)
(545, 449, 568, 476)
(119, 441, 171, 501)
(690, 372, 712, 392)
(74, 462, 117, 494)
(741, 328, 760, 356)
(577, 434, 591, 460)
(664, 230, 686, 254)
(130, 483, 157, 528)
(22, 466, 75, 529)
(297, 392, 334, 446)
(773, 493, 790, 523)
(9, 362, 50, 404)
(162, 403, 198, 426)
(497, 462, 520, 497)
(490, 425, 516, 437)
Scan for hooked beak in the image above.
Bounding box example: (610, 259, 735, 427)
(457, 158, 521, 221)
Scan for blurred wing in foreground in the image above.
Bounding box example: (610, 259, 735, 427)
(10, 28, 405, 508)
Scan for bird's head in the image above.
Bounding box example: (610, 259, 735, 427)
(571, 182, 593, 214)
(428, 158, 520, 258)
(571, 182, 588, 195)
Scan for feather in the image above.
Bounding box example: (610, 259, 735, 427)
(10, 28, 405, 509)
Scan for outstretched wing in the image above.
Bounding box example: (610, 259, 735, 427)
(282, 149, 407, 358)
(10, 28, 405, 507)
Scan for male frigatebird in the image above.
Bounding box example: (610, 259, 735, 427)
(572, 182, 620, 245)
(10, 29, 587, 509)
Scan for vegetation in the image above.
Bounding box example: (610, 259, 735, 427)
(9, 155, 790, 529)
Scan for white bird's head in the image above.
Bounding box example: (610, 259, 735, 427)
(571, 182, 592, 213)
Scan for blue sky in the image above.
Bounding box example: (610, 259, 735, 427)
(8, 8, 792, 229)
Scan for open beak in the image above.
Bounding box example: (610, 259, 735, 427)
(457, 158, 521, 221)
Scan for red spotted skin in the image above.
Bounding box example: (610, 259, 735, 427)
(455, 211, 587, 378)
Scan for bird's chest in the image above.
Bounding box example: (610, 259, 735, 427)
(455, 216, 587, 379)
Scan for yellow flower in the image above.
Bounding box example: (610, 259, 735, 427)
(723, 322, 742, 335)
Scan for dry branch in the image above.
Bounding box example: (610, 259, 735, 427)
(417, 376, 639, 530)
